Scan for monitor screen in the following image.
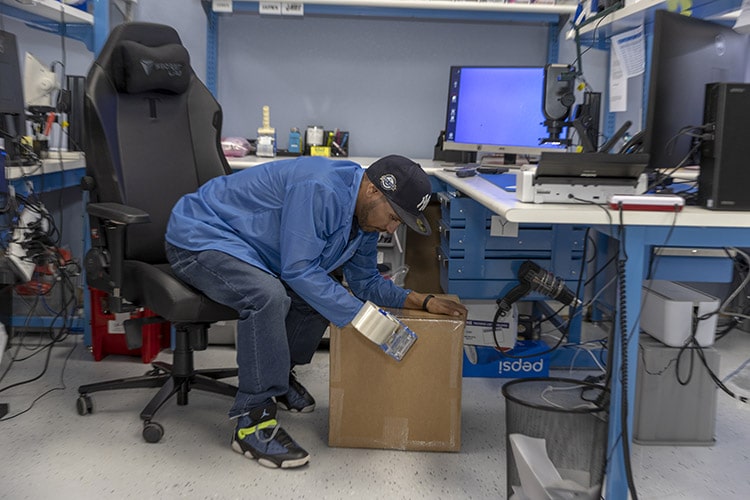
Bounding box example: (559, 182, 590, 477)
(443, 66, 566, 158)
(0, 30, 27, 164)
(644, 10, 750, 170)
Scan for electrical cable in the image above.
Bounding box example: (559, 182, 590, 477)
(719, 248, 750, 320)
(647, 126, 708, 192)
(566, 340, 607, 375)
(0, 335, 79, 421)
(3, 4, 101, 421)
(491, 228, 590, 358)
(636, 322, 749, 434)
(613, 210, 638, 500)
(569, 14, 609, 93)
(0, 175, 80, 412)
(618, 130, 645, 154)
(606, 201, 682, 500)
(585, 232, 598, 264)
(674, 310, 749, 404)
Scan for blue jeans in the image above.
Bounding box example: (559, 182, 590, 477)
(165, 243, 329, 418)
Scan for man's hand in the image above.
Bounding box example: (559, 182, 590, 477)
(405, 292, 468, 318)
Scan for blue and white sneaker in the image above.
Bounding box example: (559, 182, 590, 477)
(274, 371, 315, 413)
(231, 402, 310, 469)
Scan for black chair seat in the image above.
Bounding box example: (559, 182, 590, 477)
(122, 261, 238, 323)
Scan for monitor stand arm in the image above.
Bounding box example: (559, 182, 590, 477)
(569, 118, 597, 153)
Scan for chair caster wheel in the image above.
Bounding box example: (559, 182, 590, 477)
(76, 395, 93, 415)
(143, 421, 164, 443)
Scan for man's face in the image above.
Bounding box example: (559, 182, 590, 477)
(358, 192, 402, 234)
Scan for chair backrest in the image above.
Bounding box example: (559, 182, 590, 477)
(84, 22, 230, 264)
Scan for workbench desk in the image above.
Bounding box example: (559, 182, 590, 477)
(434, 168, 750, 500)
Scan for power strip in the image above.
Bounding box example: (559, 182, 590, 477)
(608, 194, 685, 211)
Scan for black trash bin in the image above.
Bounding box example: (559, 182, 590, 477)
(502, 377, 608, 499)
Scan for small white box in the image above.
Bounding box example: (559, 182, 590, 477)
(640, 281, 719, 347)
(463, 300, 517, 349)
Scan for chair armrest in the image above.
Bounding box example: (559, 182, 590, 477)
(87, 202, 151, 225)
(85, 202, 151, 311)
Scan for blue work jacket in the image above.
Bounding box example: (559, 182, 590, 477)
(165, 156, 410, 326)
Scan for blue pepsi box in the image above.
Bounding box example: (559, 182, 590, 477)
(462, 340, 550, 378)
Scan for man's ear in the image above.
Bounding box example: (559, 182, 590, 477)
(365, 180, 382, 199)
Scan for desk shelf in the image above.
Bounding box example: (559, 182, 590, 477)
(10, 167, 85, 195)
(0, 0, 112, 53)
(577, 0, 742, 44)
(201, 0, 577, 97)
(222, 0, 577, 21)
(8, 154, 86, 195)
(0, 0, 92, 24)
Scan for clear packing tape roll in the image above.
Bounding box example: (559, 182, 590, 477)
(350, 301, 418, 361)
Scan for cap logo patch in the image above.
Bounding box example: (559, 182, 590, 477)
(379, 174, 397, 191)
(417, 193, 430, 212)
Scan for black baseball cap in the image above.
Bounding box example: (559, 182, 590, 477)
(366, 155, 432, 236)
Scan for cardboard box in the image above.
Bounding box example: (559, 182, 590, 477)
(462, 340, 550, 378)
(329, 299, 464, 452)
(463, 300, 517, 349)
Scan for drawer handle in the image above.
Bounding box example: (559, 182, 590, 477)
(437, 192, 451, 209)
(435, 247, 448, 268)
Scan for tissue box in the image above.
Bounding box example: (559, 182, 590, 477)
(329, 297, 464, 451)
(463, 300, 517, 349)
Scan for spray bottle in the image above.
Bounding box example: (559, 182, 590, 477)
(256, 105, 276, 158)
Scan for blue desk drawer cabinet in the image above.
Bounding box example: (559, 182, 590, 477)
(437, 191, 586, 300)
(436, 247, 584, 299)
(438, 191, 486, 228)
(439, 221, 556, 254)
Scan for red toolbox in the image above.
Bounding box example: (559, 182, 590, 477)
(89, 288, 171, 363)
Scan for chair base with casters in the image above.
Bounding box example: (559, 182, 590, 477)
(76, 322, 238, 443)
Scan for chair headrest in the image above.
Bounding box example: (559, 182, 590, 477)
(113, 40, 191, 95)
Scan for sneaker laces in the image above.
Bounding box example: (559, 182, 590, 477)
(257, 424, 281, 444)
(237, 418, 280, 444)
(238, 420, 298, 449)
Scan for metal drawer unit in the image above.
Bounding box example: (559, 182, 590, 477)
(437, 191, 586, 299)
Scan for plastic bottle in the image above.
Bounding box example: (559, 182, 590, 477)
(256, 105, 276, 157)
(288, 127, 301, 154)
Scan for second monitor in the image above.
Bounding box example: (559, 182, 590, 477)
(443, 66, 568, 162)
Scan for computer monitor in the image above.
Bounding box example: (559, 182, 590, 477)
(644, 10, 750, 171)
(0, 30, 27, 165)
(443, 66, 566, 162)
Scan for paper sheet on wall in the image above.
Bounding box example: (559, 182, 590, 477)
(608, 26, 644, 112)
(609, 49, 627, 113)
(611, 26, 645, 78)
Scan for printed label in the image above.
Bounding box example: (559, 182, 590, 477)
(498, 358, 545, 375)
